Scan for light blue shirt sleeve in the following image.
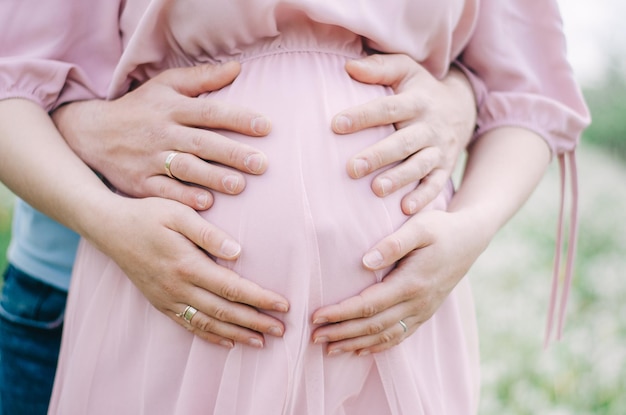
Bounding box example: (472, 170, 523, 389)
(6, 199, 79, 292)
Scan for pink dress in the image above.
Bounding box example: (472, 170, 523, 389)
(0, 1, 590, 414)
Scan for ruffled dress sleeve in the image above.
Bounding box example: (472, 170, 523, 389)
(457, 0, 591, 345)
(0, 0, 123, 112)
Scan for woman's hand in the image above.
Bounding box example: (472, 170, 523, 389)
(311, 127, 551, 355)
(91, 193, 290, 349)
(333, 54, 476, 214)
(310, 207, 488, 355)
(53, 61, 270, 211)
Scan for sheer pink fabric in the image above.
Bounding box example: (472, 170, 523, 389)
(0, 1, 590, 414)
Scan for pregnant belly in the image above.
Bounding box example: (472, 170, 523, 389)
(201, 50, 411, 310)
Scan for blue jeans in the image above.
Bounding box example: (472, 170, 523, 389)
(0, 265, 66, 415)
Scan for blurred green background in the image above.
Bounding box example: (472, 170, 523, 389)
(1, 2, 625, 413)
(468, 68, 626, 413)
(0, 186, 11, 273)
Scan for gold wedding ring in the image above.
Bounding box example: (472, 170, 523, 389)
(176, 305, 198, 324)
(164, 152, 180, 179)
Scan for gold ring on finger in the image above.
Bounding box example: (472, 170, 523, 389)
(177, 305, 198, 325)
(164, 151, 180, 179)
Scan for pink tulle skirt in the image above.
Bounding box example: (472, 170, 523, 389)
(49, 31, 479, 415)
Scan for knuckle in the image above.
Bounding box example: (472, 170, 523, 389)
(397, 152, 430, 181)
(401, 283, 421, 301)
(399, 132, 418, 158)
(156, 182, 169, 199)
(403, 277, 429, 301)
(411, 160, 430, 181)
(382, 100, 400, 120)
(365, 321, 385, 336)
(212, 305, 232, 322)
(231, 111, 249, 132)
(171, 261, 196, 287)
(386, 236, 405, 259)
(423, 147, 442, 169)
(355, 109, 370, 129)
(196, 224, 219, 248)
(200, 101, 218, 122)
(160, 97, 183, 121)
(422, 173, 443, 194)
(377, 331, 395, 344)
(226, 143, 243, 167)
(360, 302, 378, 319)
(219, 281, 243, 302)
(194, 315, 217, 332)
(414, 186, 435, 208)
(189, 133, 205, 155)
(365, 145, 388, 170)
(371, 150, 386, 170)
(431, 169, 448, 186)
(245, 318, 264, 333)
(173, 155, 191, 178)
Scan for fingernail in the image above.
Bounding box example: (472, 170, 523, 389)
(196, 193, 209, 209)
(268, 326, 283, 337)
(244, 153, 265, 174)
(222, 175, 240, 194)
(220, 239, 241, 258)
(313, 336, 329, 345)
(357, 349, 371, 357)
(350, 56, 373, 68)
(248, 338, 264, 348)
(363, 249, 383, 269)
(273, 302, 289, 313)
(251, 116, 270, 135)
(378, 178, 393, 196)
(334, 115, 352, 133)
(313, 317, 328, 325)
(328, 348, 344, 356)
(219, 340, 234, 349)
(407, 200, 417, 214)
(348, 58, 368, 68)
(352, 158, 370, 178)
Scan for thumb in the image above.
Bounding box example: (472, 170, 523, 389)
(362, 212, 433, 270)
(159, 61, 242, 97)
